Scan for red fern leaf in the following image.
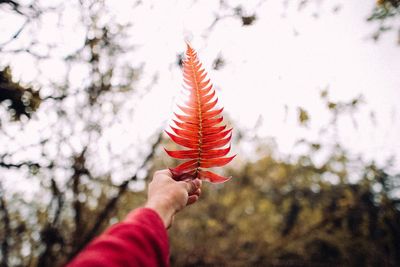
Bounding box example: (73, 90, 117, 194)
(165, 44, 235, 183)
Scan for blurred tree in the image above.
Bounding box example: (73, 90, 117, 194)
(0, 67, 41, 121)
(283, 0, 400, 44)
(163, 123, 400, 267)
(0, 1, 163, 266)
(0, 0, 264, 266)
(368, 0, 400, 42)
(146, 90, 400, 267)
(0, 1, 399, 267)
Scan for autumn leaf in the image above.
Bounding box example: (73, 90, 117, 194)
(165, 44, 235, 183)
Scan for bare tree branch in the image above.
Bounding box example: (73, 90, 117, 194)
(0, 19, 29, 48)
(50, 178, 64, 226)
(0, 0, 22, 15)
(71, 148, 88, 245)
(0, 160, 40, 169)
(0, 183, 10, 267)
(68, 132, 163, 261)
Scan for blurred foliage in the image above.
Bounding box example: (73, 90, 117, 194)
(368, 0, 400, 42)
(0, 67, 41, 120)
(233, 6, 257, 26)
(0, 1, 399, 267)
(0, 1, 159, 266)
(320, 89, 364, 128)
(297, 107, 310, 126)
(290, 0, 400, 44)
(165, 145, 400, 266)
(143, 91, 400, 266)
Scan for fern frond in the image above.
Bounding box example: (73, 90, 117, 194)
(165, 44, 235, 183)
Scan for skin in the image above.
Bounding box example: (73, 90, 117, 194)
(145, 169, 202, 228)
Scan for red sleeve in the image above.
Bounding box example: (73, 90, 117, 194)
(67, 208, 170, 267)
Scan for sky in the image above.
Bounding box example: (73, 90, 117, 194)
(126, 0, 400, 172)
(1, 0, 399, 186)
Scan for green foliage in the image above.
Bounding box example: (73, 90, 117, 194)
(0, 1, 399, 267)
(167, 148, 400, 266)
(297, 107, 310, 126)
(368, 0, 400, 42)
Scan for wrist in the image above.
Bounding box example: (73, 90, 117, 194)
(145, 201, 175, 228)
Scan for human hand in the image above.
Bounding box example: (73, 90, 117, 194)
(145, 169, 202, 228)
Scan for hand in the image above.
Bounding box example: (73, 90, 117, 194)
(145, 169, 202, 228)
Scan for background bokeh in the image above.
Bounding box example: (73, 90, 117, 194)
(0, 0, 399, 266)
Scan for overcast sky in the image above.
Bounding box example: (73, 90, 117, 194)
(1, 0, 399, 179)
(128, 0, 400, 171)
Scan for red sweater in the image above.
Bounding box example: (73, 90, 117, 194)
(67, 208, 170, 267)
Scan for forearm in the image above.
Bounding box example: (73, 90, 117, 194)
(67, 208, 170, 267)
(67, 169, 200, 267)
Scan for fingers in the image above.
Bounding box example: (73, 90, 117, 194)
(189, 188, 201, 197)
(180, 178, 201, 205)
(187, 187, 201, 205)
(183, 178, 201, 194)
(153, 169, 202, 205)
(187, 195, 199, 205)
(148, 170, 203, 228)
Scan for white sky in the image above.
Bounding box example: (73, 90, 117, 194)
(128, 0, 400, 171)
(1, 0, 399, 182)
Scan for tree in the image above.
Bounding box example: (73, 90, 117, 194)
(0, 1, 162, 265)
(0, 0, 265, 265)
(0, 0, 399, 266)
(368, 0, 400, 42)
(164, 97, 400, 266)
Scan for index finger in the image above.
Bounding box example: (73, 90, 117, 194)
(182, 178, 201, 194)
(153, 169, 173, 180)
